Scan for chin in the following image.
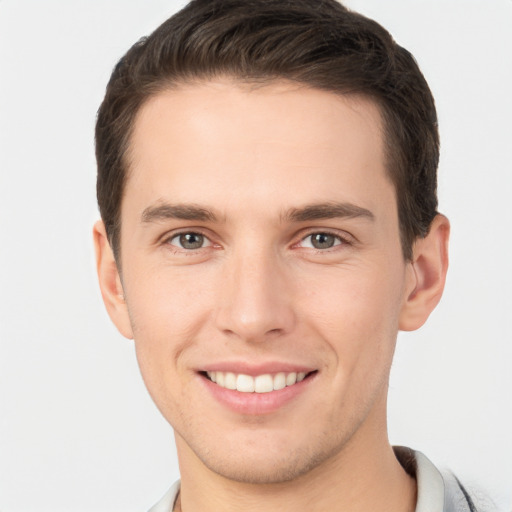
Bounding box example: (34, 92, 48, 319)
(203, 450, 330, 484)
(182, 426, 349, 485)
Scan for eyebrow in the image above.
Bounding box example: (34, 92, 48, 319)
(140, 201, 374, 224)
(141, 203, 218, 223)
(283, 202, 375, 223)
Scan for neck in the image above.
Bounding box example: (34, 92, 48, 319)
(174, 406, 416, 512)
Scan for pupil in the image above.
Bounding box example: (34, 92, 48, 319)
(312, 233, 335, 249)
(180, 233, 203, 249)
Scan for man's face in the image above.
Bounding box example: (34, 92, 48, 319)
(116, 80, 414, 483)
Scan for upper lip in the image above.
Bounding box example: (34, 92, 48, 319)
(199, 361, 317, 376)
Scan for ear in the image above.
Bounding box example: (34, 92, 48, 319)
(399, 214, 450, 331)
(93, 220, 133, 339)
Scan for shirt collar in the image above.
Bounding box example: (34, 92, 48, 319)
(394, 446, 445, 512)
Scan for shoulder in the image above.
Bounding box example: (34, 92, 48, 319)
(443, 471, 500, 512)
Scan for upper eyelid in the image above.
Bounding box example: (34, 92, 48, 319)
(296, 233, 347, 250)
(295, 228, 354, 244)
(157, 227, 354, 249)
(160, 228, 213, 243)
(163, 231, 215, 254)
(169, 232, 211, 243)
(302, 230, 348, 239)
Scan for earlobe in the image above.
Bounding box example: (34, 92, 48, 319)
(93, 220, 134, 339)
(399, 214, 450, 332)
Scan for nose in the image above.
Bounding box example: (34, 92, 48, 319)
(214, 245, 296, 343)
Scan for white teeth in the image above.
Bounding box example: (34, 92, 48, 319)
(206, 370, 310, 393)
(236, 374, 255, 392)
(224, 372, 237, 390)
(273, 372, 286, 390)
(286, 372, 297, 386)
(255, 374, 273, 393)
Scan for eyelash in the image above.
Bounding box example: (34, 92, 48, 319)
(296, 231, 352, 251)
(162, 229, 352, 254)
(165, 230, 213, 253)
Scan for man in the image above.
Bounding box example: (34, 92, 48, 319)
(92, 1, 477, 510)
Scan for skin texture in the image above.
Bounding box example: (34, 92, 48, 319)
(94, 79, 449, 512)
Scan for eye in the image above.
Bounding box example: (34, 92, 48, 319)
(300, 232, 343, 250)
(168, 232, 212, 250)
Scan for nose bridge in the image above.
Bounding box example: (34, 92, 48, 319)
(215, 240, 294, 341)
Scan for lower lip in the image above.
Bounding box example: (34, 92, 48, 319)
(200, 373, 315, 415)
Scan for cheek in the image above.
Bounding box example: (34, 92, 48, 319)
(126, 260, 214, 334)
(301, 268, 404, 427)
(124, 266, 215, 388)
(300, 264, 404, 373)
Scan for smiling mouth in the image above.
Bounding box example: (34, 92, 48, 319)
(203, 371, 316, 393)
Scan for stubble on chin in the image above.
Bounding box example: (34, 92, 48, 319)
(175, 422, 356, 486)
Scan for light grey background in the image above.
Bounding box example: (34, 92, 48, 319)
(0, 1, 510, 510)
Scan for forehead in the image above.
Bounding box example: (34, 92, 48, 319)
(124, 79, 392, 220)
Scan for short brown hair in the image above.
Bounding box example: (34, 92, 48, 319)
(96, 0, 439, 261)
